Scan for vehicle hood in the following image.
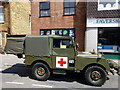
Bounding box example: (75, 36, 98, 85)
(77, 53, 101, 58)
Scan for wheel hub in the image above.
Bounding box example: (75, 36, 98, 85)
(91, 71, 101, 81)
(37, 67, 45, 76)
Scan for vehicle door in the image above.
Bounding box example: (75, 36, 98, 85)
(51, 38, 76, 70)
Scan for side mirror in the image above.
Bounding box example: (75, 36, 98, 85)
(76, 43, 79, 49)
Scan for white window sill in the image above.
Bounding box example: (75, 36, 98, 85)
(0, 21, 4, 23)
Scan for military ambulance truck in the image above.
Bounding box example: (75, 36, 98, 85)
(4, 35, 110, 86)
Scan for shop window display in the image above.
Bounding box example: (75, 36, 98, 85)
(40, 29, 75, 39)
(98, 28, 120, 53)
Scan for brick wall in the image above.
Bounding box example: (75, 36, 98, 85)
(0, 3, 9, 31)
(31, 0, 86, 51)
(10, 1, 31, 35)
(0, 3, 9, 48)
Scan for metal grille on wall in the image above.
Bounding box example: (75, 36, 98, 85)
(87, 2, 120, 18)
(98, 0, 120, 11)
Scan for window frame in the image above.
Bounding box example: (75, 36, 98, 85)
(63, 0, 76, 16)
(53, 39, 74, 49)
(39, 1, 50, 17)
(0, 6, 4, 23)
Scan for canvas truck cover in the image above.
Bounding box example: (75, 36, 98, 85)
(4, 35, 25, 54)
(4, 35, 50, 56)
(24, 35, 50, 57)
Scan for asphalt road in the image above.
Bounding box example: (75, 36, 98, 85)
(0, 54, 119, 88)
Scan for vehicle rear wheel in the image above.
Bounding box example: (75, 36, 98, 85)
(84, 66, 107, 86)
(32, 62, 50, 81)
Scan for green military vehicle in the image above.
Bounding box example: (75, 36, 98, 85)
(4, 35, 110, 86)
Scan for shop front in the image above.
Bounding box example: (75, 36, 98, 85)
(40, 28, 75, 40)
(86, 18, 120, 60)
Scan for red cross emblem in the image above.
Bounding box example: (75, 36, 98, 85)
(56, 57, 68, 68)
(58, 58, 66, 66)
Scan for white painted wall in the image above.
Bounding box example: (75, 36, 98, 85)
(85, 28, 98, 53)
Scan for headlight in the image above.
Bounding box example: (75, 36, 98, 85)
(98, 54, 102, 58)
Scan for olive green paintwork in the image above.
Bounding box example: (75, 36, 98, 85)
(51, 55, 75, 70)
(24, 56, 53, 68)
(24, 35, 110, 72)
(75, 56, 110, 71)
(24, 55, 110, 72)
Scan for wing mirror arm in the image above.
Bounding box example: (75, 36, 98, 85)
(74, 43, 79, 49)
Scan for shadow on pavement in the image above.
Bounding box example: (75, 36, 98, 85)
(2, 63, 31, 77)
(49, 73, 87, 85)
(1, 63, 88, 85)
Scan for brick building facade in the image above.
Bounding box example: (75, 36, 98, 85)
(9, 1, 31, 35)
(31, 0, 86, 51)
(0, 2, 9, 48)
(0, 0, 31, 49)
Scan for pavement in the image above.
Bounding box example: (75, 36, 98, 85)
(0, 54, 120, 88)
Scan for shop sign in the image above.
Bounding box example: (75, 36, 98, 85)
(87, 18, 120, 27)
(96, 18, 120, 24)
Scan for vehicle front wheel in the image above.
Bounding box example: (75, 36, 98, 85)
(84, 66, 107, 86)
(32, 62, 50, 81)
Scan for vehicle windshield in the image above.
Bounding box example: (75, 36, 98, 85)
(53, 39, 74, 48)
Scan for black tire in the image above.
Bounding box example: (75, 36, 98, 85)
(84, 66, 107, 86)
(32, 62, 50, 81)
(117, 68, 120, 76)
